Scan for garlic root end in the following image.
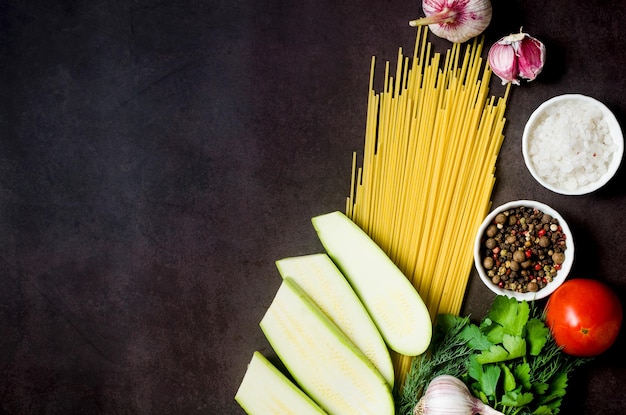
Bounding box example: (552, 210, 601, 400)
(409, 8, 455, 27)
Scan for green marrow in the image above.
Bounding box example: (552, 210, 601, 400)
(260, 278, 394, 415)
(311, 211, 432, 356)
(276, 253, 394, 387)
(235, 351, 327, 415)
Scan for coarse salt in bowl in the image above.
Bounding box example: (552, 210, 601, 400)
(522, 94, 624, 195)
(474, 200, 574, 301)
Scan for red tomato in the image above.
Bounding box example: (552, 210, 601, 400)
(545, 278, 622, 357)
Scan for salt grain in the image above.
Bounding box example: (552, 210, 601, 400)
(527, 100, 617, 191)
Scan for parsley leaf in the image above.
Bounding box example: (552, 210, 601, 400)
(534, 382, 550, 395)
(396, 296, 589, 415)
(533, 405, 556, 415)
(468, 356, 501, 398)
(487, 295, 530, 337)
(526, 317, 550, 356)
(460, 324, 492, 351)
(501, 386, 534, 407)
(503, 334, 527, 359)
(476, 344, 509, 364)
(502, 364, 517, 392)
(476, 335, 526, 364)
(538, 371, 568, 405)
(513, 363, 532, 390)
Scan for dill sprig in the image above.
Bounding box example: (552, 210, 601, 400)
(397, 315, 473, 415)
(395, 296, 590, 415)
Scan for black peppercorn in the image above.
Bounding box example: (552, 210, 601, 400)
(480, 206, 567, 294)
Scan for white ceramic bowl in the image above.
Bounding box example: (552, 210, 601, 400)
(522, 94, 623, 195)
(474, 200, 574, 301)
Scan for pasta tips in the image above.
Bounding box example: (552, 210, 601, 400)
(346, 27, 510, 389)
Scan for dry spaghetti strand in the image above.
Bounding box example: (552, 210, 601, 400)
(346, 27, 511, 389)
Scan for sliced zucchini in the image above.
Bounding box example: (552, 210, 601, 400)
(311, 211, 432, 356)
(260, 278, 394, 415)
(276, 253, 394, 387)
(235, 351, 327, 415)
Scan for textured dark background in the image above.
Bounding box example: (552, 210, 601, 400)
(1, 0, 625, 414)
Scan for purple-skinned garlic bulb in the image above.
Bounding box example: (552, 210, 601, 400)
(409, 0, 493, 44)
(488, 31, 546, 85)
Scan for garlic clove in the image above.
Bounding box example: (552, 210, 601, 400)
(488, 42, 520, 85)
(488, 31, 546, 85)
(517, 35, 546, 81)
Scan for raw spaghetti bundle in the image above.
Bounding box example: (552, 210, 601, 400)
(346, 27, 510, 388)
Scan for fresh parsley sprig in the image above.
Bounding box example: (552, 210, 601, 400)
(397, 296, 590, 415)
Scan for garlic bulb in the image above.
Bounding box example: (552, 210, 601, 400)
(488, 31, 546, 85)
(409, 0, 493, 43)
(414, 375, 504, 415)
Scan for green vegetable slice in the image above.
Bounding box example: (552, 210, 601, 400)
(276, 253, 394, 387)
(260, 278, 394, 415)
(235, 351, 327, 415)
(312, 211, 432, 356)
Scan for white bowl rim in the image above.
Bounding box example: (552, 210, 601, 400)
(473, 199, 575, 301)
(522, 93, 624, 195)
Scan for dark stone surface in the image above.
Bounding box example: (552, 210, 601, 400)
(1, 0, 625, 414)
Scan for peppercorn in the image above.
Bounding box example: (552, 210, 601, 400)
(483, 257, 494, 270)
(480, 205, 567, 294)
(552, 252, 565, 265)
(495, 213, 507, 225)
(512, 250, 525, 263)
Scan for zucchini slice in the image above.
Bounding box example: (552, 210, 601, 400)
(311, 211, 432, 356)
(235, 351, 327, 415)
(276, 253, 394, 387)
(260, 278, 394, 415)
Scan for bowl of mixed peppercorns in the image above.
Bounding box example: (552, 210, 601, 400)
(474, 200, 574, 301)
